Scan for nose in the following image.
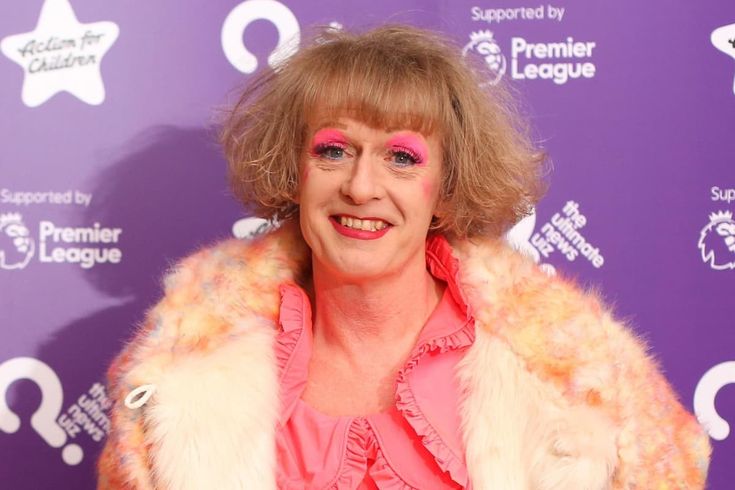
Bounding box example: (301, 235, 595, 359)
(340, 154, 384, 204)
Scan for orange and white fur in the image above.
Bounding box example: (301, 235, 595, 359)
(97, 223, 710, 489)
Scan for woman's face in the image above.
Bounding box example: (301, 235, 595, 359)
(298, 117, 443, 282)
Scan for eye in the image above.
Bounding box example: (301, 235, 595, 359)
(313, 143, 347, 161)
(389, 147, 421, 167)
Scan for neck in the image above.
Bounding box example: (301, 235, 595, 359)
(309, 250, 444, 362)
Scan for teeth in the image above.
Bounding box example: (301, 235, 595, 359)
(338, 216, 388, 231)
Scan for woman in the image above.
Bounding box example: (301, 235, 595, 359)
(98, 25, 710, 489)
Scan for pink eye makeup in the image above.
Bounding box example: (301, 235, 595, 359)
(306, 128, 430, 167)
(309, 129, 349, 159)
(386, 134, 428, 167)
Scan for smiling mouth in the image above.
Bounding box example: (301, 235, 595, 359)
(331, 215, 391, 232)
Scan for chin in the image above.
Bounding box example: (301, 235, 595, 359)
(330, 259, 392, 282)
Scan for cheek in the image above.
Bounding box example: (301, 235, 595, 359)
(298, 163, 339, 207)
(420, 177, 437, 200)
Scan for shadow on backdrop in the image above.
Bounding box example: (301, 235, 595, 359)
(4, 126, 243, 490)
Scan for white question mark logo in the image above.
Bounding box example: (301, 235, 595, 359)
(710, 22, 735, 95)
(221, 0, 300, 74)
(694, 360, 735, 440)
(232, 216, 279, 239)
(504, 209, 556, 275)
(0, 357, 83, 465)
(505, 210, 540, 262)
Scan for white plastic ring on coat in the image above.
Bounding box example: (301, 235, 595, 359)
(124, 384, 156, 409)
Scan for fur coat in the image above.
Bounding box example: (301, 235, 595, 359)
(97, 222, 710, 489)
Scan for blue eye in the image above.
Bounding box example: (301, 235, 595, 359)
(390, 149, 420, 167)
(314, 144, 346, 161)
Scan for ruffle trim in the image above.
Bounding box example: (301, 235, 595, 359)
(426, 234, 471, 320)
(394, 324, 474, 486)
(275, 328, 301, 376)
(275, 238, 475, 486)
(329, 418, 419, 490)
(276, 283, 311, 423)
(276, 283, 309, 374)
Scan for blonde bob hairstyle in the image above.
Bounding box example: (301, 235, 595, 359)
(221, 24, 545, 238)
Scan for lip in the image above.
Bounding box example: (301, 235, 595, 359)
(329, 216, 392, 240)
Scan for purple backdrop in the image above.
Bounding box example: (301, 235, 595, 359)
(1, 0, 733, 488)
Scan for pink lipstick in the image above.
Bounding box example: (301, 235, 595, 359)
(329, 216, 392, 240)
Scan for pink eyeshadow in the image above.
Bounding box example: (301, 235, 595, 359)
(310, 128, 347, 153)
(386, 134, 428, 165)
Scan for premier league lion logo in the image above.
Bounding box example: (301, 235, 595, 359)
(698, 210, 735, 270)
(462, 30, 507, 86)
(0, 213, 35, 270)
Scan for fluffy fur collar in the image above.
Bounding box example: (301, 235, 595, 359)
(97, 222, 709, 490)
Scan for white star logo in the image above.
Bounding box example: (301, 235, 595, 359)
(0, 0, 119, 107)
(711, 22, 735, 95)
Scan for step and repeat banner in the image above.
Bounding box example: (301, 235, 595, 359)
(1, 0, 733, 488)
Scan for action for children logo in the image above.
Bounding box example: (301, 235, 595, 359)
(0, 213, 35, 270)
(221, 0, 300, 74)
(711, 22, 735, 95)
(699, 210, 735, 270)
(465, 5, 597, 85)
(0, 212, 123, 271)
(0, 0, 119, 107)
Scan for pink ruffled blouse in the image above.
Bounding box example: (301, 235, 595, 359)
(275, 235, 475, 489)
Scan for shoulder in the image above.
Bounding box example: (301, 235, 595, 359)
(450, 234, 609, 331)
(163, 221, 309, 313)
(161, 223, 307, 328)
(108, 222, 309, 388)
(451, 235, 710, 487)
(450, 235, 651, 393)
(100, 224, 305, 490)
